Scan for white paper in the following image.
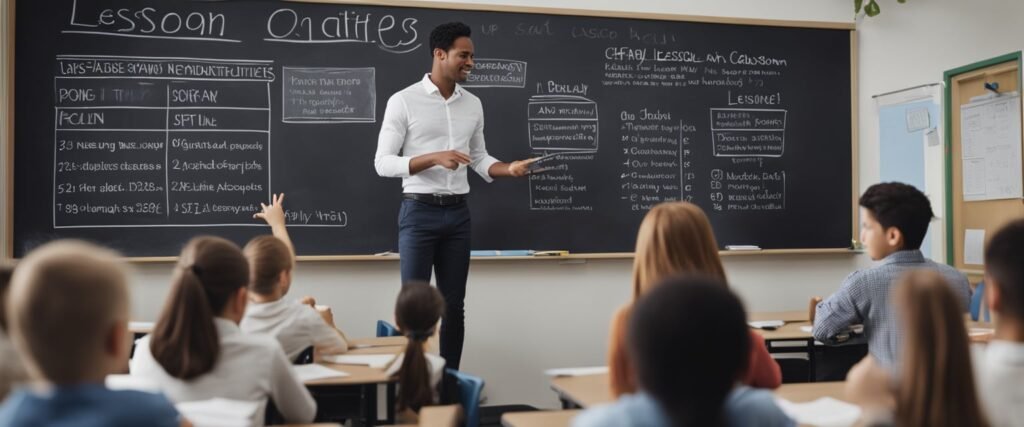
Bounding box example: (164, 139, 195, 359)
(924, 127, 940, 147)
(775, 397, 862, 427)
(906, 107, 930, 132)
(960, 93, 1024, 201)
(544, 366, 609, 377)
(128, 321, 154, 331)
(321, 354, 397, 368)
(748, 320, 785, 329)
(176, 398, 261, 427)
(800, 326, 814, 333)
(965, 229, 986, 265)
(105, 374, 161, 393)
(293, 364, 350, 382)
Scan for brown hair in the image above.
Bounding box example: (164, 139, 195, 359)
(394, 282, 445, 413)
(893, 270, 989, 427)
(0, 260, 15, 331)
(632, 202, 726, 299)
(149, 236, 249, 380)
(7, 241, 128, 383)
(243, 235, 292, 295)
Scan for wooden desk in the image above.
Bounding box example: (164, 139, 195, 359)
(775, 381, 846, 402)
(751, 311, 817, 381)
(502, 410, 581, 427)
(550, 373, 612, 409)
(303, 337, 406, 427)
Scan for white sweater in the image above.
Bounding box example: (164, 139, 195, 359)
(240, 299, 348, 361)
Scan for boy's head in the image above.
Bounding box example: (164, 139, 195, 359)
(858, 182, 934, 260)
(243, 235, 293, 298)
(628, 275, 749, 426)
(7, 240, 130, 384)
(985, 219, 1024, 321)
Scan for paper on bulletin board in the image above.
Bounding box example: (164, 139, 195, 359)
(960, 92, 1024, 201)
(964, 229, 985, 265)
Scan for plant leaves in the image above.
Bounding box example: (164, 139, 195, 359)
(854, 0, 864, 13)
(897, 0, 906, 3)
(865, 0, 881, 16)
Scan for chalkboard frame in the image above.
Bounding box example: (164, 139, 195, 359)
(3, 0, 859, 261)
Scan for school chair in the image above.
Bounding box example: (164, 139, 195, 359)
(444, 369, 484, 427)
(970, 282, 991, 322)
(376, 320, 401, 337)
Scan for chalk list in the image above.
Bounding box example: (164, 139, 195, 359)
(14, 0, 852, 256)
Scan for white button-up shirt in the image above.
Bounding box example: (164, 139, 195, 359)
(374, 74, 500, 195)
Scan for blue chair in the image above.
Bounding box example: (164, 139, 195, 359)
(376, 320, 401, 337)
(445, 369, 484, 427)
(970, 281, 991, 322)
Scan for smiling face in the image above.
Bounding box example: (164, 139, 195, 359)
(434, 36, 474, 83)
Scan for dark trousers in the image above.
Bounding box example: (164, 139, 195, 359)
(398, 198, 471, 370)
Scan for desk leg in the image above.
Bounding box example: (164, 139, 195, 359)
(353, 384, 377, 427)
(386, 382, 396, 424)
(807, 338, 817, 382)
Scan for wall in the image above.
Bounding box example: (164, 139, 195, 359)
(12, 0, 1020, 410)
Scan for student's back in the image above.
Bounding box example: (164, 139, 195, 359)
(973, 219, 1024, 427)
(0, 241, 179, 427)
(130, 236, 315, 426)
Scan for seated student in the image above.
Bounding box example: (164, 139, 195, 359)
(574, 276, 794, 427)
(609, 202, 780, 396)
(131, 236, 316, 426)
(845, 270, 988, 427)
(384, 282, 447, 423)
(0, 241, 182, 426)
(240, 193, 349, 361)
(812, 182, 970, 367)
(973, 219, 1024, 427)
(0, 261, 27, 401)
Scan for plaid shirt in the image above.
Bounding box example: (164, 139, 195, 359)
(812, 250, 971, 367)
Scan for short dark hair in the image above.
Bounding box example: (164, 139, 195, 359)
(429, 22, 471, 57)
(986, 219, 1024, 318)
(859, 182, 934, 250)
(628, 275, 749, 426)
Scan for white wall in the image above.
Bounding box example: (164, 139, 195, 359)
(13, 0, 1023, 410)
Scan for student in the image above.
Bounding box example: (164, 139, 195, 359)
(0, 241, 182, 426)
(845, 270, 988, 427)
(608, 201, 781, 396)
(240, 193, 349, 361)
(131, 236, 316, 426)
(0, 261, 26, 401)
(385, 282, 447, 423)
(812, 182, 970, 367)
(974, 219, 1024, 427)
(574, 276, 794, 427)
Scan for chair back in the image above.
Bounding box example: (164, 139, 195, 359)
(377, 320, 402, 337)
(970, 282, 990, 322)
(444, 368, 484, 427)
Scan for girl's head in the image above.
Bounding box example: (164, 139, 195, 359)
(629, 275, 749, 427)
(150, 236, 249, 380)
(394, 282, 446, 412)
(243, 235, 293, 298)
(893, 269, 988, 427)
(632, 202, 726, 298)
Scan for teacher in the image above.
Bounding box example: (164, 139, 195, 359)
(374, 22, 534, 369)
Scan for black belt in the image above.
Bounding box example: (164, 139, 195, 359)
(403, 193, 467, 206)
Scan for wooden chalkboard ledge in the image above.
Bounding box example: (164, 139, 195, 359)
(123, 249, 858, 263)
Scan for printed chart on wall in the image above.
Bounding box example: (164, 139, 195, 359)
(959, 92, 1024, 202)
(12, 0, 854, 256)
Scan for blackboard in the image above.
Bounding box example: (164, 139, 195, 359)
(11, 0, 855, 258)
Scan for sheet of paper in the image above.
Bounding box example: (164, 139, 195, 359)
(321, 354, 397, 368)
(105, 374, 161, 393)
(906, 107, 930, 132)
(544, 366, 609, 377)
(775, 397, 861, 427)
(800, 326, 814, 333)
(965, 229, 986, 265)
(960, 93, 1024, 201)
(293, 364, 350, 382)
(748, 320, 785, 329)
(175, 398, 261, 427)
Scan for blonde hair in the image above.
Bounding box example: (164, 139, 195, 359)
(243, 235, 292, 295)
(632, 202, 726, 299)
(893, 270, 988, 427)
(7, 240, 128, 383)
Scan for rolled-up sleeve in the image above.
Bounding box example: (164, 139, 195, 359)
(812, 273, 864, 343)
(374, 94, 412, 178)
(468, 101, 500, 182)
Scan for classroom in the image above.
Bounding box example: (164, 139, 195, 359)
(1, 0, 1023, 426)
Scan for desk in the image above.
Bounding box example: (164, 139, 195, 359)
(550, 374, 612, 409)
(303, 337, 406, 427)
(382, 405, 462, 427)
(501, 410, 581, 427)
(775, 381, 846, 402)
(751, 311, 817, 381)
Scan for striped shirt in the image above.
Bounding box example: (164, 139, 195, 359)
(812, 250, 970, 367)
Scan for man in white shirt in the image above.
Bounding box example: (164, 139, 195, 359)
(974, 219, 1024, 427)
(374, 22, 534, 369)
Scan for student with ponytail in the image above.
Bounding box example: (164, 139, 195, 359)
(385, 282, 447, 423)
(130, 236, 316, 426)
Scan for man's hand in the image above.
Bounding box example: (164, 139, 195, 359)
(253, 193, 286, 227)
(808, 296, 823, 323)
(431, 150, 472, 170)
(507, 158, 538, 177)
